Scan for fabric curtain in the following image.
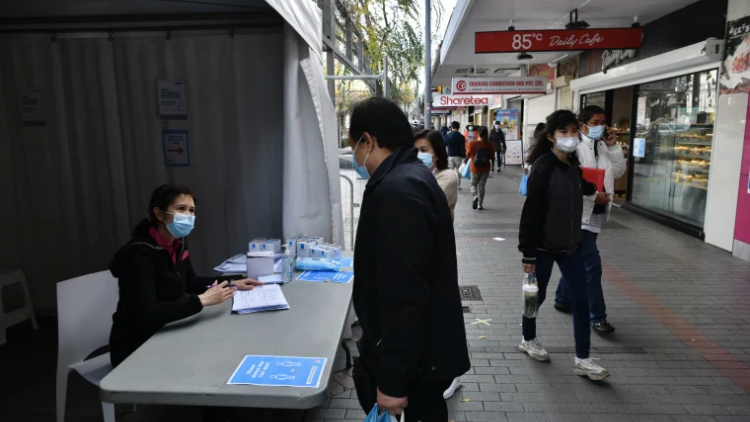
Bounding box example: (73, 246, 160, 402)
(0, 32, 291, 311)
(282, 25, 344, 247)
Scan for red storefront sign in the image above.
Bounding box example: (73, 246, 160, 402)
(475, 28, 643, 53)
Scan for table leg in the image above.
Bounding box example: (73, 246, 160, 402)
(341, 341, 352, 369)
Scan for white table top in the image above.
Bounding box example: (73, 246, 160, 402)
(99, 275, 353, 409)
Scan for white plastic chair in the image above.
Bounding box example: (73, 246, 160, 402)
(56, 270, 120, 422)
(0, 268, 39, 345)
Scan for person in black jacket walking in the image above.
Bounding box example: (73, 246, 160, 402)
(109, 184, 262, 368)
(518, 110, 611, 381)
(490, 121, 506, 172)
(349, 98, 470, 421)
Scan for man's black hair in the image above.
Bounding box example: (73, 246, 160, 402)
(578, 105, 606, 124)
(349, 97, 414, 150)
(494, 120, 501, 125)
(450, 121, 460, 130)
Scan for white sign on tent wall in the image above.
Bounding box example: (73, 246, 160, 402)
(157, 80, 188, 120)
(19, 88, 46, 126)
(162, 130, 190, 167)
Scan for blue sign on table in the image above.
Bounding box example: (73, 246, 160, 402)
(297, 271, 353, 283)
(228, 355, 327, 388)
(337, 257, 354, 267)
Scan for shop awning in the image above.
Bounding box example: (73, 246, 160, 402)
(434, 0, 705, 88)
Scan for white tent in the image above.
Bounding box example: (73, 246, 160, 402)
(0, 0, 343, 311)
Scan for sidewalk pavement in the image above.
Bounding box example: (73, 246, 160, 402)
(315, 166, 750, 422)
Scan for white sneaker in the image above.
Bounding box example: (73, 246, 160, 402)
(518, 338, 550, 362)
(574, 357, 610, 381)
(443, 377, 462, 399)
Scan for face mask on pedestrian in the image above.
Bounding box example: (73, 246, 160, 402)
(494, 125, 501, 131)
(417, 152, 434, 168)
(468, 125, 474, 131)
(164, 212, 195, 238)
(585, 124, 604, 141)
(555, 136, 580, 153)
(352, 136, 371, 179)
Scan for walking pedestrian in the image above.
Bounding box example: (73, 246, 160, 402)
(445, 121, 466, 190)
(414, 129, 459, 221)
(463, 118, 477, 143)
(348, 97, 470, 421)
(518, 110, 611, 381)
(555, 105, 626, 334)
(490, 121, 506, 173)
(440, 124, 449, 138)
(466, 126, 494, 210)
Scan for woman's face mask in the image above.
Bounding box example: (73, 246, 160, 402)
(555, 136, 580, 153)
(417, 152, 434, 168)
(165, 212, 195, 238)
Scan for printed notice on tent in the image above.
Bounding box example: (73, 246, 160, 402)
(162, 130, 190, 167)
(19, 88, 46, 126)
(157, 80, 188, 120)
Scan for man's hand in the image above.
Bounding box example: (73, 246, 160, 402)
(595, 192, 612, 205)
(603, 126, 617, 146)
(377, 388, 407, 416)
(233, 278, 264, 290)
(522, 263, 536, 274)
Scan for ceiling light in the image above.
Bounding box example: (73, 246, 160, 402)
(508, 19, 515, 31)
(631, 16, 641, 28)
(517, 52, 533, 60)
(565, 8, 589, 30)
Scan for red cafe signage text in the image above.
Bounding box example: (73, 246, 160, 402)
(475, 28, 643, 54)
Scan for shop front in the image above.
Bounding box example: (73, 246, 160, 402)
(571, 39, 724, 238)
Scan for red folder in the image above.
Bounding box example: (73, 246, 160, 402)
(580, 167, 605, 192)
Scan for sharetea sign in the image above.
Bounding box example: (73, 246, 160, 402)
(432, 94, 493, 107)
(475, 28, 643, 53)
(451, 77, 547, 95)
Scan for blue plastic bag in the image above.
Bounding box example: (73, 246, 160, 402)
(363, 404, 404, 422)
(519, 173, 529, 196)
(460, 158, 472, 180)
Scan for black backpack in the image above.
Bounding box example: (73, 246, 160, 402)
(474, 142, 490, 168)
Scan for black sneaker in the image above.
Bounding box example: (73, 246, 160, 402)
(554, 304, 572, 314)
(497, 168, 501, 173)
(591, 321, 615, 334)
(472, 197, 479, 210)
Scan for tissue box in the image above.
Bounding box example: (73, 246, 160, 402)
(286, 236, 300, 254)
(297, 241, 312, 258)
(261, 239, 281, 253)
(309, 246, 330, 259)
(307, 237, 324, 246)
(246, 252, 275, 279)
(248, 238, 266, 253)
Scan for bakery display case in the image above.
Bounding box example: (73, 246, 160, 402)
(631, 69, 717, 227)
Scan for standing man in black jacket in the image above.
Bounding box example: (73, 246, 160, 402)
(490, 121, 506, 173)
(349, 97, 470, 421)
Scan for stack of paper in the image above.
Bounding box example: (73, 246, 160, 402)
(214, 254, 247, 273)
(232, 285, 290, 314)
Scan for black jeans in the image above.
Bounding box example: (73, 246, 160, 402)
(353, 356, 452, 422)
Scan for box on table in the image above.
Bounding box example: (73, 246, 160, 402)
(248, 238, 266, 253)
(246, 252, 275, 279)
(260, 239, 281, 253)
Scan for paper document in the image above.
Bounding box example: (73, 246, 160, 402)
(232, 285, 290, 314)
(214, 254, 247, 273)
(228, 355, 327, 388)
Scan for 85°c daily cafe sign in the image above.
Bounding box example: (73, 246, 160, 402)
(451, 77, 547, 95)
(475, 27, 643, 54)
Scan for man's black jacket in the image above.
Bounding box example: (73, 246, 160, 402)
(353, 147, 470, 398)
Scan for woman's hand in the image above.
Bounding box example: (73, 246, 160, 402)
(523, 263, 536, 274)
(595, 192, 612, 205)
(234, 278, 264, 290)
(377, 388, 407, 416)
(198, 281, 236, 307)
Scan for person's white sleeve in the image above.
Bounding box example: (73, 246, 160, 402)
(607, 144, 627, 178)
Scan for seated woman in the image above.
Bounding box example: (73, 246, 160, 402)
(109, 183, 261, 367)
(414, 129, 459, 221)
